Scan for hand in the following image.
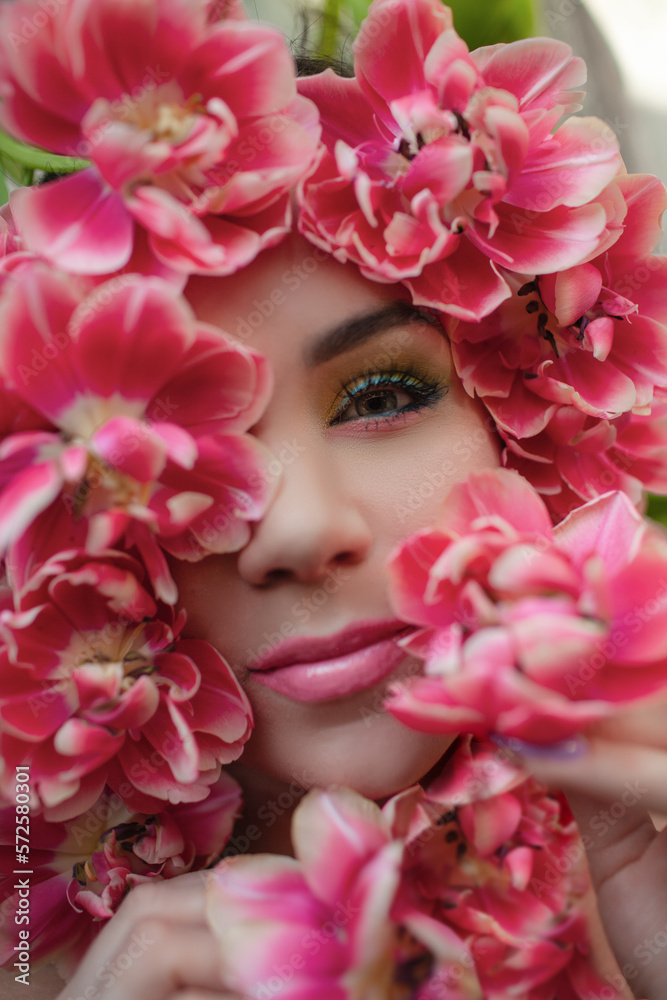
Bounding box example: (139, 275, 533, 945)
(514, 690, 667, 814)
(511, 692, 667, 1000)
(42, 872, 242, 1000)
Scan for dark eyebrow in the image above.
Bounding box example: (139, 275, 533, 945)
(303, 302, 444, 367)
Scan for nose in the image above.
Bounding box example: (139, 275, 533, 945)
(236, 448, 373, 587)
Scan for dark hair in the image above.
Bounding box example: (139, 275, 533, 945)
(295, 54, 354, 78)
(290, 6, 354, 79)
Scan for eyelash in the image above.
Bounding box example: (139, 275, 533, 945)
(328, 367, 448, 428)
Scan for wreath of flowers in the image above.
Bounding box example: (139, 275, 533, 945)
(0, 0, 665, 994)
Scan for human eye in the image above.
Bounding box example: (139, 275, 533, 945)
(327, 367, 448, 429)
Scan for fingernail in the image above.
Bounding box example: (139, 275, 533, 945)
(491, 733, 589, 760)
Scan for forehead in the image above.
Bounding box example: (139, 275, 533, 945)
(185, 232, 412, 358)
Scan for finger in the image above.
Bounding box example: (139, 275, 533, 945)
(513, 737, 667, 815)
(566, 791, 667, 1000)
(591, 691, 667, 748)
(171, 994, 241, 1000)
(64, 873, 213, 995)
(566, 791, 656, 893)
(67, 923, 225, 1000)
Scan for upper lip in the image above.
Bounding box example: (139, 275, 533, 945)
(249, 618, 414, 671)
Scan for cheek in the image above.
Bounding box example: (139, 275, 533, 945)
(168, 555, 250, 660)
(369, 403, 501, 547)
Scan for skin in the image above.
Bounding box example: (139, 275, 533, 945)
(177, 231, 502, 833)
(5, 235, 662, 998)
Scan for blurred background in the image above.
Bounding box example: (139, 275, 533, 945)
(243, 0, 667, 246)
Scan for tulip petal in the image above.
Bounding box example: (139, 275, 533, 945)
(11, 171, 133, 274)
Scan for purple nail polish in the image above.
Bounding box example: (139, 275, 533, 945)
(491, 733, 588, 759)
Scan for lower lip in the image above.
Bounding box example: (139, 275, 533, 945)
(250, 637, 409, 703)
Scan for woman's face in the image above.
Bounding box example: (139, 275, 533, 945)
(179, 234, 500, 801)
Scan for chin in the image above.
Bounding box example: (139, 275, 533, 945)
(239, 700, 455, 802)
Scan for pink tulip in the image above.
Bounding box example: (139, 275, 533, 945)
(0, 549, 252, 817)
(0, 774, 241, 973)
(0, 0, 320, 275)
(386, 468, 667, 743)
(0, 261, 275, 602)
(297, 0, 623, 321)
(450, 173, 667, 515)
(401, 737, 607, 999)
(207, 742, 614, 998)
(207, 785, 478, 998)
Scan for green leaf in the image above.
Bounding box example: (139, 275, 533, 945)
(445, 0, 536, 47)
(647, 494, 667, 529)
(319, 0, 343, 58)
(0, 171, 9, 209)
(0, 129, 89, 175)
(0, 151, 33, 187)
(342, 0, 373, 27)
(341, 0, 536, 45)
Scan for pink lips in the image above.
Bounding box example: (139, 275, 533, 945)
(249, 619, 414, 703)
